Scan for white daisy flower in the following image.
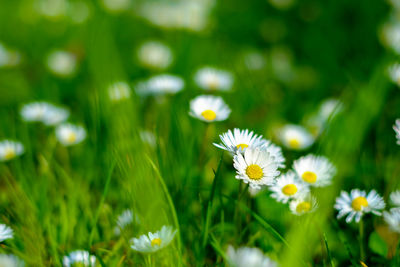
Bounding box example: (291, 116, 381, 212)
(20, 102, 69, 126)
(334, 189, 385, 223)
(63, 250, 96, 267)
(194, 67, 233, 91)
(226, 245, 277, 267)
(261, 140, 286, 169)
(293, 154, 336, 187)
(139, 130, 156, 148)
(47, 50, 77, 77)
(388, 63, 400, 86)
(189, 95, 231, 122)
(390, 190, 400, 206)
(130, 225, 177, 253)
(36, 0, 68, 19)
(0, 140, 24, 162)
(0, 224, 13, 242)
(381, 22, 400, 55)
(213, 128, 267, 155)
(269, 171, 309, 203)
(101, 0, 131, 13)
(0, 254, 25, 267)
(393, 119, 400, 145)
(137, 41, 173, 70)
(289, 194, 318, 215)
(233, 148, 280, 189)
(383, 208, 400, 233)
(278, 124, 314, 150)
(108, 81, 131, 102)
(114, 209, 139, 235)
(318, 98, 343, 121)
(136, 74, 184, 96)
(55, 123, 86, 146)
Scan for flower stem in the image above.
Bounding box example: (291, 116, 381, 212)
(359, 218, 366, 262)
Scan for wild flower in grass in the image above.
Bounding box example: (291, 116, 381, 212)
(189, 95, 231, 122)
(269, 171, 309, 203)
(136, 74, 184, 96)
(194, 67, 233, 91)
(278, 124, 314, 150)
(108, 82, 131, 102)
(226, 245, 277, 267)
(0, 224, 13, 242)
(318, 98, 343, 121)
(56, 123, 86, 146)
(137, 41, 173, 70)
(388, 63, 400, 87)
(139, 130, 156, 148)
(383, 208, 400, 233)
(381, 22, 400, 55)
(114, 209, 139, 235)
(0, 254, 24, 267)
(47, 50, 77, 77)
(130, 225, 177, 253)
(213, 129, 267, 155)
(289, 194, 318, 215)
(334, 189, 385, 223)
(393, 119, 400, 145)
(63, 250, 96, 267)
(262, 140, 286, 169)
(390, 190, 400, 206)
(20, 102, 69, 126)
(0, 140, 24, 162)
(233, 148, 280, 189)
(293, 154, 336, 187)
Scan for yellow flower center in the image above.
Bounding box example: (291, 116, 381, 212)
(236, 143, 249, 150)
(301, 171, 317, 183)
(207, 78, 219, 90)
(66, 132, 77, 143)
(288, 138, 300, 149)
(245, 164, 263, 180)
(351, 196, 368, 211)
(281, 184, 298, 196)
(201, 110, 216, 121)
(151, 237, 162, 247)
(296, 201, 312, 213)
(4, 148, 16, 160)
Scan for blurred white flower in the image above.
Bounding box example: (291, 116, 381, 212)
(278, 124, 314, 150)
(20, 102, 69, 126)
(261, 140, 286, 169)
(388, 63, 400, 86)
(293, 154, 336, 187)
(334, 189, 385, 223)
(269, 171, 309, 203)
(130, 225, 177, 253)
(383, 208, 400, 233)
(243, 51, 266, 70)
(0, 254, 25, 267)
(63, 250, 96, 267)
(381, 22, 400, 55)
(390, 190, 400, 206)
(114, 209, 139, 235)
(139, 0, 215, 32)
(108, 82, 131, 102)
(0, 43, 20, 68)
(214, 129, 267, 155)
(0, 224, 13, 242)
(226, 245, 277, 267)
(289, 194, 318, 215)
(56, 123, 86, 146)
(47, 50, 77, 77)
(69, 1, 90, 24)
(194, 67, 233, 91)
(136, 74, 184, 96)
(0, 140, 24, 162)
(318, 98, 343, 121)
(393, 119, 400, 145)
(233, 148, 280, 189)
(139, 130, 156, 148)
(101, 0, 131, 13)
(137, 41, 173, 70)
(189, 95, 231, 122)
(36, 0, 68, 20)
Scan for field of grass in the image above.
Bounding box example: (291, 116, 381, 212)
(0, 0, 400, 266)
